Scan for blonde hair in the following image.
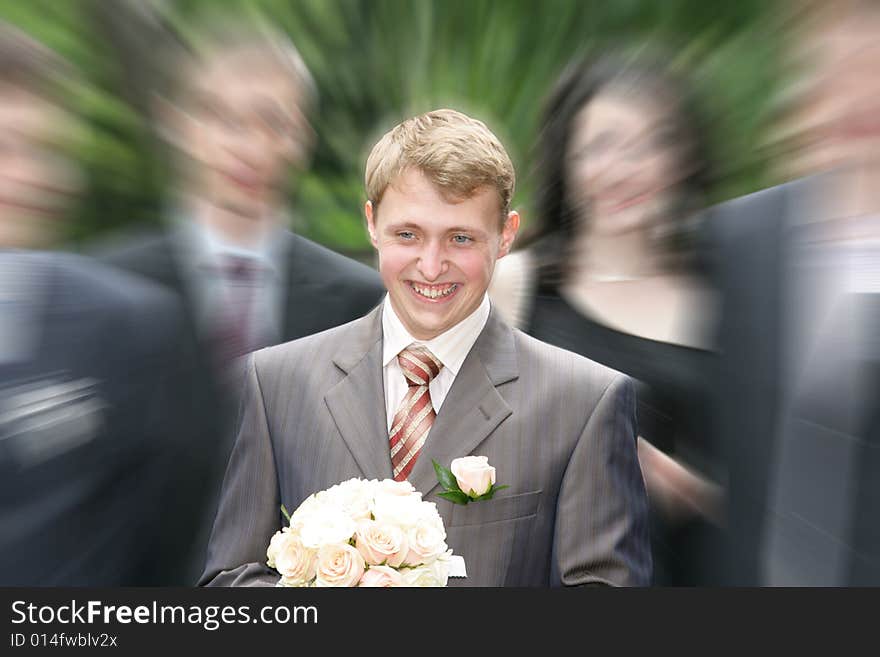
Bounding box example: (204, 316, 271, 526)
(365, 108, 515, 221)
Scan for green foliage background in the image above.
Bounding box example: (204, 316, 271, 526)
(0, 0, 786, 256)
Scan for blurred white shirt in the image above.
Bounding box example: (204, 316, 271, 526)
(173, 214, 286, 348)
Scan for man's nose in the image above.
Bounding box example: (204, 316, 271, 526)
(416, 242, 447, 281)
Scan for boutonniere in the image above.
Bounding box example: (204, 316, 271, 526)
(433, 456, 509, 505)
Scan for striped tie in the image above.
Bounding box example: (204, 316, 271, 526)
(389, 345, 443, 481)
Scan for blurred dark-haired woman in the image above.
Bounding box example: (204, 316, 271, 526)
(491, 52, 724, 585)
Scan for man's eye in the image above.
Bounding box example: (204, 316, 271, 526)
(398, 231, 415, 240)
(260, 112, 291, 137)
(452, 234, 473, 244)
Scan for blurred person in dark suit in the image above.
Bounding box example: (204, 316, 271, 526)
(706, 0, 880, 585)
(0, 23, 185, 585)
(100, 19, 384, 383)
(490, 52, 723, 585)
(93, 19, 384, 584)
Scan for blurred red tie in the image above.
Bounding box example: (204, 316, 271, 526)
(208, 255, 264, 370)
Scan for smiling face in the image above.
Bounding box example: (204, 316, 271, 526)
(365, 168, 518, 340)
(565, 90, 687, 236)
(168, 49, 312, 222)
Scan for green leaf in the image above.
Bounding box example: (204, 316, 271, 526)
(473, 484, 509, 502)
(432, 459, 461, 493)
(280, 504, 291, 523)
(438, 491, 471, 505)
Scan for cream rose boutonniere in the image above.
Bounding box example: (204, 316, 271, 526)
(433, 456, 508, 505)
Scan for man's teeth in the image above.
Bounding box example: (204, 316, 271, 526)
(411, 283, 458, 299)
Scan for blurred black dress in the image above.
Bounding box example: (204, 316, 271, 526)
(525, 286, 721, 585)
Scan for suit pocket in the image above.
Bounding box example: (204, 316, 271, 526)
(449, 489, 541, 527)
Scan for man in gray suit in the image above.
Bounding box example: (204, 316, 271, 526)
(201, 109, 651, 586)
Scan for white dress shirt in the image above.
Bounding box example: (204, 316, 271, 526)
(381, 293, 491, 432)
(174, 215, 285, 348)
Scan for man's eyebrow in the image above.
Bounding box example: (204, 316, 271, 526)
(382, 222, 488, 237)
(446, 225, 487, 236)
(384, 221, 421, 231)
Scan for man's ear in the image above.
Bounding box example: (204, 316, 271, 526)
(365, 200, 379, 248)
(498, 210, 520, 258)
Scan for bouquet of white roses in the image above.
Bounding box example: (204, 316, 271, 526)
(266, 478, 452, 587)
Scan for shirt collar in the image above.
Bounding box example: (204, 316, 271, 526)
(381, 293, 491, 375)
(173, 208, 281, 278)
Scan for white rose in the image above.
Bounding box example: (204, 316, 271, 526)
(332, 478, 372, 495)
(266, 529, 288, 569)
(429, 555, 450, 587)
(326, 479, 375, 522)
(290, 494, 325, 528)
(328, 478, 376, 502)
(358, 565, 405, 587)
(417, 501, 445, 530)
(355, 520, 409, 567)
(372, 492, 428, 530)
(401, 565, 436, 587)
(314, 544, 365, 587)
(403, 519, 448, 566)
(401, 558, 449, 587)
(298, 507, 357, 549)
(278, 575, 314, 587)
(450, 456, 496, 497)
(376, 479, 417, 497)
(274, 533, 317, 586)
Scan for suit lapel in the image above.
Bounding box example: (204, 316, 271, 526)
(324, 307, 394, 481)
(407, 309, 518, 495)
(279, 233, 310, 340)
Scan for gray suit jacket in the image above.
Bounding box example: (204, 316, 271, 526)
(200, 305, 651, 586)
